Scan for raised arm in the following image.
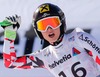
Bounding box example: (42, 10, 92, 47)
(0, 15, 45, 69)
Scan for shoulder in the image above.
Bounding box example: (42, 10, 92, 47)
(66, 27, 85, 40)
(74, 27, 95, 40)
(71, 27, 85, 35)
(71, 27, 99, 47)
(63, 27, 85, 41)
(66, 27, 96, 43)
(66, 27, 84, 37)
(70, 27, 92, 38)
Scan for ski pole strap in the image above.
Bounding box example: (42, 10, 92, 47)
(5, 29, 16, 40)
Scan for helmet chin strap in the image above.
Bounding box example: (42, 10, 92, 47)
(50, 33, 64, 46)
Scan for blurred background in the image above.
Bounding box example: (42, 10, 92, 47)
(0, 0, 100, 77)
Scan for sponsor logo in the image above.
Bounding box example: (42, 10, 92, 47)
(48, 54, 72, 69)
(72, 47, 81, 56)
(44, 51, 51, 57)
(39, 4, 50, 13)
(79, 34, 100, 54)
(68, 36, 75, 41)
(42, 13, 50, 18)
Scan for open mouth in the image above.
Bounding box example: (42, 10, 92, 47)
(48, 33, 55, 38)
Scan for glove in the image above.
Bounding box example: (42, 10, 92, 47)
(0, 14, 21, 30)
(0, 15, 21, 40)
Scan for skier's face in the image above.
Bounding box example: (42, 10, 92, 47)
(36, 16, 61, 43)
(41, 26, 60, 44)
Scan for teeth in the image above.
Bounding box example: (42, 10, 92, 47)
(49, 33, 53, 36)
(50, 33, 53, 35)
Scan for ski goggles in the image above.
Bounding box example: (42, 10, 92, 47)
(36, 16, 62, 32)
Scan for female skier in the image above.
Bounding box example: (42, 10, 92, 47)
(0, 3, 100, 77)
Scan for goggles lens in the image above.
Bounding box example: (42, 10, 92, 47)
(36, 16, 61, 32)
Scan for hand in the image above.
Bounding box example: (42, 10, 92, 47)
(0, 14, 21, 31)
(0, 15, 21, 40)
